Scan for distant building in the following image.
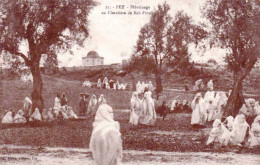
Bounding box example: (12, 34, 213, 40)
(82, 51, 104, 66)
(207, 59, 218, 67)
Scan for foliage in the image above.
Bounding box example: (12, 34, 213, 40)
(202, 0, 260, 117)
(0, 0, 96, 110)
(203, 0, 260, 75)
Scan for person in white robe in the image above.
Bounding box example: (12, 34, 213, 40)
(255, 101, 260, 116)
(47, 108, 55, 121)
(103, 77, 109, 89)
(214, 91, 228, 120)
(136, 81, 142, 94)
(129, 92, 141, 126)
(193, 79, 202, 91)
(228, 90, 232, 97)
(97, 78, 102, 88)
(204, 90, 216, 122)
(191, 93, 206, 126)
(60, 106, 69, 119)
(42, 109, 49, 122)
(248, 115, 260, 147)
(206, 119, 231, 146)
(207, 79, 214, 91)
(239, 98, 257, 124)
(23, 97, 32, 117)
(139, 91, 156, 126)
(87, 94, 98, 116)
(230, 114, 249, 146)
(224, 116, 234, 131)
(89, 104, 122, 165)
(14, 110, 26, 123)
(67, 106, 78, 119)
(148, 81, 154, 91)
(53, 94, 61, 118)
(2, 111, 14, 124)
(98, 94, 107, 106)
(29, 108, 42, 122)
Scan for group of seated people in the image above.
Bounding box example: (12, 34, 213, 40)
(79, 93, 107, 117)
(207, 114, 260, 148)
(97, 77, 127, 90)
(191, 88, 260, 128)
(1, 94, 79, 124)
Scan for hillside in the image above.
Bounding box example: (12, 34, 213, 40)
(1, 66, 260, 116)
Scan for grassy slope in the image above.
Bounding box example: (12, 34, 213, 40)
(0, 68, 260, 154)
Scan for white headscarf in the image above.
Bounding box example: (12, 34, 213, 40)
(231, 114, 249, 144)
(207, 79, 214, 90)
(191, 93, 205, 113)
(14, 110, 26, 123)
(206, 119, 222, 145)
(90, 104, 122, 165)
(248, 115, 260, 147)
(225, 116, 234, 131)
(215, 91, 228, 106)
(98, 94, 107, 105)
(89, 94, 98, 107)
(30, 108, 42, 121)
(254, 101, 260, 115)
(206, 119, 231, 146)
(2, 111, 14, 124)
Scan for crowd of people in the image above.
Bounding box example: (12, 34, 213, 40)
(1, 78, 260, 165)
(189, 80, 260, 148)
(1, 93, 79, 124)
(97, 77, 128, 90)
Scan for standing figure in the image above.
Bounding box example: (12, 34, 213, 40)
(60, 93, 68, 107)
(87, 94, 98, 116)
(79, 93, 87, 116)
(97, 78, 102, 88)
(204, 89, 216, 122)
(53, 94, 61, 118)
(109, 79, 114, 90)
(148, 81, 154, 91)
(129, 92, 141, 126)
(191, 93, 206, 126)
(90, 104, 122, 165)
(103, 77, 109, 89)
(98, 94, 107, 106)
(23, 97, 32, 117)
(214, 91, 228, 120)
(207, 79, 214, 91)
(139, 91, 157, 126)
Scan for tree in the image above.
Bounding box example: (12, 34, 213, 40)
(0, 0, 96, 112)
(132, 3, 206, 98)
(166, 11, 207, 74)
(203, 0, 260, 117)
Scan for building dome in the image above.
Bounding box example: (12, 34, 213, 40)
(87, 51, 99, 58)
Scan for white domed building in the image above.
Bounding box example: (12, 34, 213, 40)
(82, 51, 104, 66)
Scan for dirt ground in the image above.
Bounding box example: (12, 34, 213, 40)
(0, 145, 260, 165)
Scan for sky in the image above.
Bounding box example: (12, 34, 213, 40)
(59, 0, 226, 67)
(0, 0, 226, 67)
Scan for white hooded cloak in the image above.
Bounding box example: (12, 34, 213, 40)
(89, 104, 122, 165)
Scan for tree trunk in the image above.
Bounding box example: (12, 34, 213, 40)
(223, 77, 244, 119)
(30, 63, 44, 114)
(155, 67, 163, 99)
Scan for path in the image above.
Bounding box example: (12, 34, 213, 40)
(0, 145, 259, 165)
